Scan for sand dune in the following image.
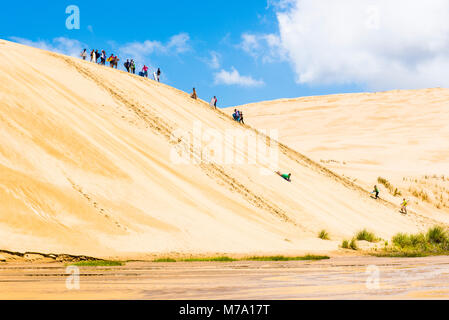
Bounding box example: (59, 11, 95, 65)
(0, 40, 442, 259)
(229, 88, 449, 223)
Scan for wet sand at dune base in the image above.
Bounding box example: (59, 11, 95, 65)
(1, 256, 449, 299)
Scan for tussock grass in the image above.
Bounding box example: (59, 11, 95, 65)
(341, 239, 358, 250)
(318, 230, 330, 240)
(70, 260, 124, 267)
(378, 177, 402, 197)
(427, 226, 449, 244)
(349, 238, 358, 250)
(374, 226, 449, 257)
(356, 229, 379, 243)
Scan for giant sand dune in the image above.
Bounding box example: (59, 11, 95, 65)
(0, 40, 444, 260)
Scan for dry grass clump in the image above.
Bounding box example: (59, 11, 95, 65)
(377, 177, 402, 197)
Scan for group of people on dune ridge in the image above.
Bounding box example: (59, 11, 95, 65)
(81, 48, 161, 82)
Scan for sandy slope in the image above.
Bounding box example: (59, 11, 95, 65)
(0, 40, 441, 259)
(229, 88, 449, 223)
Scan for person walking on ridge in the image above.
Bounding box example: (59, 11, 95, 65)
(130, 60, 136, 74)
(108, 54, 114, 67)
(81, 49, 87, 60)
(157, 68, 161, 82)
(95, 50, 100, 63)
(90, 49, 96, 63)
(124, 59, 130, 72)
(142, 65, 149, 77)
(100, 50, 106, 65)
(191, 88, 197, 99)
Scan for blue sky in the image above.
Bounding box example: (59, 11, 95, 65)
(2, 0, 449, 107)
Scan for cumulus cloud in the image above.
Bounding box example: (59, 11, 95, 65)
(272, 0, 449, 89)
(10, 37, 85, 58)
(246, 1, 449, 90)
(240, 33, 283, 63)
(214, 67, 265, 87)
(118, 33, 191, 64)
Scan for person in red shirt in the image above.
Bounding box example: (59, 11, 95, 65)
(142, 65, 149, 77)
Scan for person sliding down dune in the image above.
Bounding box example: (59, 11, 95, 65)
(371, 185, 380, 199)
(276, 171, 292, 182)
(400, 199, 409, 214)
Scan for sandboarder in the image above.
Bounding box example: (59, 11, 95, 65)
(400, 199, 408, 214)
(157, 68, 161, 82)
(372, 185, 380, 199)
(276, 172, 292, 182)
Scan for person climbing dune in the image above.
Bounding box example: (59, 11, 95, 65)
(232, 109, 239, 121)
(239, 111, 245, 124)
(276, 171, 292, 182)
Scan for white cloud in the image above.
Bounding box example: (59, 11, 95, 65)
(118, 33, 191, 64)
(166, 33, 190, 54)
(272, 0, 449, 89)
(214, 67, 265, 87)
(10, 37, 86, 58)
(240, 33, 283, 63)
(208, 51, 221, 69)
